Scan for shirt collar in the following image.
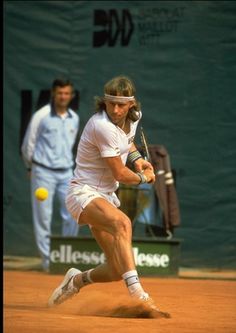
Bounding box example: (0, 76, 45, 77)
(50, 103, 72, 118)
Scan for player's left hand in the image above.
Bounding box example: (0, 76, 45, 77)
(134, 158, 154, 173)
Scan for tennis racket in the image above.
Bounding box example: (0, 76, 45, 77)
(140, 126, 151, 162)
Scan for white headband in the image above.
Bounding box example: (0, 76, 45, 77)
(104, 94, 135, 103)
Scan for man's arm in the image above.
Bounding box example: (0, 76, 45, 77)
(128, 143, 154, 173)
(21, 109, 45, 170)
(104, 155, 155, 185)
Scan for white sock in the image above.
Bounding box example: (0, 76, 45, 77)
(122, 270, 146, 298)
(73, 269, 94, 289)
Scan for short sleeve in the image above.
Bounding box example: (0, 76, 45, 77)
(92, 121, 120, 157)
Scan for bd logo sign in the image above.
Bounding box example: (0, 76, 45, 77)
(93, 9, 134, 47)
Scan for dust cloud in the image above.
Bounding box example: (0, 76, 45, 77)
(49, 291, 170, 319)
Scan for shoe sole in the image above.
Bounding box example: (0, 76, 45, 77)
(48, 268, 81, 307)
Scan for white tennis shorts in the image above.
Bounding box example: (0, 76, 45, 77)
(65, 184, 121, 223)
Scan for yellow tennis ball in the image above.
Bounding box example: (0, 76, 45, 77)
(35, 187, 48, 201)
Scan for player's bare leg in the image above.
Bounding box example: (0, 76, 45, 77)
(48, 198, 170, 316)
(68, 199, 145, 295)
(80, 199, 136, 274)
(76, 198, 146, 293)
(73, 220, 170, 317)
(48, 198, 142, 306)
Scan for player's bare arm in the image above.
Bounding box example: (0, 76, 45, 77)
(104, 155, 155, 184)
(128, 143, 154, 173)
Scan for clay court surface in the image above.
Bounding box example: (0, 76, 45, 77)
(4, 270, 236, 333)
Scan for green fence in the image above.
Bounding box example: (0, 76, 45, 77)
(4, 1, 236, 268)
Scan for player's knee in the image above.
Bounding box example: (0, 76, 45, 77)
(113, 215, 132, 240)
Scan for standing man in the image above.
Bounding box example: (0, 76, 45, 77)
(21, 78, 80, 272)
(48, 75, 170, 317)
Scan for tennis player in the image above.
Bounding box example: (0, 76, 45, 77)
(48, 75, 169, 316)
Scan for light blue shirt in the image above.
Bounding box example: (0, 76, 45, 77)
(21, 104, 79, 170)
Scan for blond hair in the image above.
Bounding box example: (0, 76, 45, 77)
(94, 76, 141, 117)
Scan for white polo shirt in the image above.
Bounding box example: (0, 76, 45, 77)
(73, 110, 141, 192)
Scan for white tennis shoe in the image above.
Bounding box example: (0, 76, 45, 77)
(48, 268, 81, 307)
